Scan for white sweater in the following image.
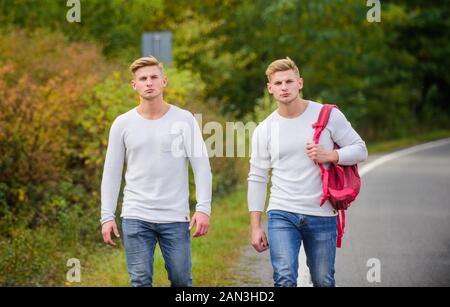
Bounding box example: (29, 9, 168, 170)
(248, 101, 368, 216)
(100, 104, 212, 224)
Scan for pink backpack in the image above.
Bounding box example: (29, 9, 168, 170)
(312, 104, 361, 248)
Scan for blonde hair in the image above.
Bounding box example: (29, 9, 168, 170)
(265, 57, 300, 81)
(129, 56, 164, 75)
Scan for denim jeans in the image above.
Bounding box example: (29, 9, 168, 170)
(122, 218, 192, 287)
(267, 210, 337, 287)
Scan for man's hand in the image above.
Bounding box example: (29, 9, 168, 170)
(190, 211, 210, 237)
(250, 212, 268, 253)
(251, 227, 269, 253)
(306, 143, 339, 164)
(101, 220, 120, 246)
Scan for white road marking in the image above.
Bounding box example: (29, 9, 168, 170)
(359, 138, 450, 177)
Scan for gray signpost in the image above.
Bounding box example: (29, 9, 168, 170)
(142, 32, 172, 64)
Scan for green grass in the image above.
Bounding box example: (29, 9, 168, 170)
(78, 187, 250, 287)
(367, 129, 450, 155)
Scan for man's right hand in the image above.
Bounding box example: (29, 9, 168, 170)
(101, 220, 120, 246)
(251, 228, 269, 253)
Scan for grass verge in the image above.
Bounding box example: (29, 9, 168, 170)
(367, 130, 450, 155)
(78, 187, 249, 286)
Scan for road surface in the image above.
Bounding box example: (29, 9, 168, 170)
(335, 138, 450, 286)
(232, 138, 450, 287)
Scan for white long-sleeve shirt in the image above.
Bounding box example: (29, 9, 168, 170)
(248, 100, 368, 217)
(100, 104, 212, 224)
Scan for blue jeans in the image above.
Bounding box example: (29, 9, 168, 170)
(122, 219, 192, 287)
(267, 210, 337, 287)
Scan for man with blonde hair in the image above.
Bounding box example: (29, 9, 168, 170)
(100, 56, 212, 287)
(248, 57, 367, 287)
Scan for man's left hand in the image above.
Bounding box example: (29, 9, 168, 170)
(190, 211, 210, 237)
(306, 143, 339, 164)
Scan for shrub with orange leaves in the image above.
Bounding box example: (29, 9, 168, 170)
(0, 29, 110, 186)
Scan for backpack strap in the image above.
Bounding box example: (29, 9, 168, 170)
(312, 104, 336, 206)
(312, 104, 346, 248)
(312, 104, 336, 143)
(336, 210, 346, 248)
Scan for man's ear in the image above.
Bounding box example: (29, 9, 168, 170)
(267, 83, 273, 94)
(163, 76, 168, 87)
(131, 79, 136, 90)
(298, 78, 304, 91)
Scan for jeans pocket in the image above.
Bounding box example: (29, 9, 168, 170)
(268, 210, 295, 230)
(122, 219, 142, 237)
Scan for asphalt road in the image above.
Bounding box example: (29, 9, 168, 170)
(335, 139, 450, 286)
